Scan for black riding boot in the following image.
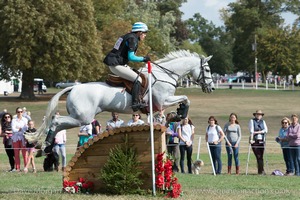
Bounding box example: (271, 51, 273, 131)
(131, 81, 146, 112)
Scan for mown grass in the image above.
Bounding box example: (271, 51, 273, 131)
(0, 88, 300, 199)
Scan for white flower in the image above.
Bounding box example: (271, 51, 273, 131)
(64, 187, 72, 193)
(76, 182, 82, 187)
(70, 187, 76, 193)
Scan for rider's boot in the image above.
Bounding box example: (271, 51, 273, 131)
(131, 81, 147, 112)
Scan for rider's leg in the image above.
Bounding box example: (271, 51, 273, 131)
(131, 80, 147, 111)
(109, 65, 142, 83)
(109, 65, 146, 111)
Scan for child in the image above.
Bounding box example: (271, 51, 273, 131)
(24, 120, 37, 173)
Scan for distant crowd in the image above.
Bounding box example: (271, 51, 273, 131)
(1, 107, 300, 177)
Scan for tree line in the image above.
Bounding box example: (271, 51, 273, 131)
(0, 0, 299, 98)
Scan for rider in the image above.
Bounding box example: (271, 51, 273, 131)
(103, 22, 151, 112)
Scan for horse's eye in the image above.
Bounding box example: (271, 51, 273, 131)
(205, 69, 210, 72)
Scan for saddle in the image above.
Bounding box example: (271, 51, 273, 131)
(106, 70, 148, 113)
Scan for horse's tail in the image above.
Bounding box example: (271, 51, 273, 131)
(26, 86, 74, 143)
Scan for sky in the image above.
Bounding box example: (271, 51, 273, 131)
(180, 0, 297, 26)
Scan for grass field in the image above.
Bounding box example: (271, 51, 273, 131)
(0, 87, 299, 199)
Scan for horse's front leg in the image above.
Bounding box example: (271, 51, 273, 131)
(162, 95, 190, 118)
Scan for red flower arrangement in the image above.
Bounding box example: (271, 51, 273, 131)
(63, 178, 94, 194)
(155, 152, 182, 198)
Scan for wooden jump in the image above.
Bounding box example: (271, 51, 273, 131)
(63, 124, 166, 193)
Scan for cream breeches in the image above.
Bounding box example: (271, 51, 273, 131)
(109, 65, 142, 83)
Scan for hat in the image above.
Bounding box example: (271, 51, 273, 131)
(253, 110, 264, 116)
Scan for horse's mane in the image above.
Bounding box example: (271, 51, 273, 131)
(155, 50, 202, 64)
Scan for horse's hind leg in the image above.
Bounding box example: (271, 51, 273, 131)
(39, 116, 83, 156)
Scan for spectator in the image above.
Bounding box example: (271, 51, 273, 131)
(223, 113, 242, 175)
(53, 111, 67, 172)
(38, 81, 43, 95)
(165, 112, 181, 172)
(127, 113, 144, 126)
(11, 107, 28, 172)
(248, 110, 268, 175)
(206, 116, 225, 175)
(24, 120, 37, 173)
(153, 109, 166, 125)
(178, 116, 195, 174)
(78, 123, 93, 147)
(286, 114, 300, 176)
(106, 112, 125, 131)
(276, 117, 294, 175)
(91, 118, 101, 136)
(0, 112, 15, 172)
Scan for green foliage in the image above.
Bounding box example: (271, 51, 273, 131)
(0, 0, 103, 98)
(186, 13, 233, 74)
(224, 0, 300, 75)
(100, 143, 143, 195)
(258, 26, 300, 76)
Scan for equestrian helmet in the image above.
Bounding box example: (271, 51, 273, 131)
(131, 22, 148, 33)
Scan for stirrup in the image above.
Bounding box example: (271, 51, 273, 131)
(132, 102, 148, 111)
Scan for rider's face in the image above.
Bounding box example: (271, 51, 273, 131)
(139, 32, 147, 41)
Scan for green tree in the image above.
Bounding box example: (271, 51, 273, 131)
(259, 26, 300, 77)
(0, 0, 102, 99)
(224, 0, 300, 78)
(186, 13, 233, 74)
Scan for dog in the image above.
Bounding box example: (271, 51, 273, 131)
(192, 159, 204, 175)
(43, 151, 59, 172)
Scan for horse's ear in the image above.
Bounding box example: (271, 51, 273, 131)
(204, 55, 213, 63)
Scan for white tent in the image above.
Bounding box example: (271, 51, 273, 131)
(0, 79, 14, 95)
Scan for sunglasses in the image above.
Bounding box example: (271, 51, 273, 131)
(132, 114, 139, 117)
(282, 122, 288, 124)
(4, 116, 10, 119)
(17, 111, 23, 113)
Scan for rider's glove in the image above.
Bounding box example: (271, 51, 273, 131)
(143, 56, 151, 63)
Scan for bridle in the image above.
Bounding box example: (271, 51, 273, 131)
(196, 58, 213, 92)
(149, 62, 181, 88)
(147, 58, 213, 91)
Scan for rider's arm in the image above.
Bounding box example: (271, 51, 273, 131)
(128, 51, 144, 62)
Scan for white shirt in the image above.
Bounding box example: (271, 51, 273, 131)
(179, 124, 195, 145)
(207, 125, 222, 143)
(127, 119, 144, 126)
(106, 119, 125, 129)
(11, 117, 28, 143)
(55, 130, 67, 144)
(80, 124, 92, 135)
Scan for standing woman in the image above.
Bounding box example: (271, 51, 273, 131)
(178, 116, 195, 174)
(223, 113, 241, 175)
(0, 112, 15, 171)
(206, 116, 225, 175)
(11, 107, 28, 171)
(165, 112, 180, 172)
(248, 110, 268, 175)
(286, 114, 300, 176)
(276, 117, 294, 175)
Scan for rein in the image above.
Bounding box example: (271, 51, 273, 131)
(150, 61, 181, 88)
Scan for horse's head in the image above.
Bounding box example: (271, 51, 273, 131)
(192, 55, 215, 93)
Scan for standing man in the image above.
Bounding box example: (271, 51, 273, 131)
(106, 112, 125, 131)
(248, 110, 268, 175)
(103, 22, 151, 111)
